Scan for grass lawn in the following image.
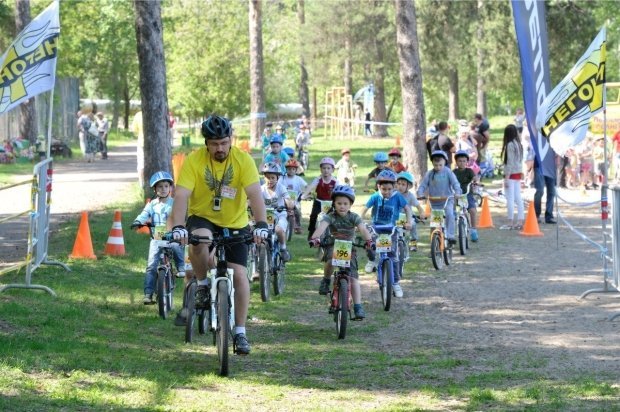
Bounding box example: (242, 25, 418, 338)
(1, 119, 618, 411)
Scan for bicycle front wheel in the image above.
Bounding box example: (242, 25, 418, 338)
(216, 281, 230, 377)
(397, 237, 407, 279)
(156, 269, 167, 319)
(380, 259, 392, 311)
(430, 232, 444, 270)
(273, 252, 285, 296)
(458, 217, 467, 256)
(286, 214, 294, 242)
(246, 244, 257, 282)
(258, 244, 271, 302)
(443, 238, 453, 266)
(184, 281, 197, 343)
(336, 278, 349, 340)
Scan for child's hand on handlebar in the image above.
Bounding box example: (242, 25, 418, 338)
(308, 238, 320, 248)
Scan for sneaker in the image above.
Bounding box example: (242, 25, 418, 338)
(447, 238, 457, 246)
(545, 218, 557, 224)
(353, 304, 366, 320)
(195, 285, 210, 309)
(174, 308, 188, 326)
(393, 283, 404, 298)
(470, 229, 479, 242)
(233, 333, 251, 355)
(280, 248, 291, 262)
(364, 260, 376, 273)
(143, 294, 155, 305)
(176, 271, 186, 278)
(319, 278, 331, 295)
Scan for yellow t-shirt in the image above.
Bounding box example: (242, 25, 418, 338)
(177, 146, 259, 228)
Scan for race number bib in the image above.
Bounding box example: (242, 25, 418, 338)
(396, 212, 407, 228)
(266, 208, 276, 229)
(430, 209, 445, 228)
(332, 239, 353, 267)
(376, 233, 392, 253)
(320, 200, 332, 214)
(153, 224, 166, 240)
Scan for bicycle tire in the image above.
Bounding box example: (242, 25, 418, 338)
(458, 217, 467, 256)
(273, 252, 285, 296)
(216, 280, 230, 377)
(286, 214, 294, 242)
(184, 282, 197, 343)
(246, 244, 257, 282)
(258, 244, 270, 302)
(444, 239, 453, 266)
(198, 309, 207, 335)
(397, 238, 407, 280)
(156, 268, 167, 319)
(380, 259, 392, 311)
(430, 232, 444, 270)
(166, 274, 174, 313)
(336, 278, 349, 340)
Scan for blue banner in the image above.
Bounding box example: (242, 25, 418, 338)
(511, 0, 556, 178)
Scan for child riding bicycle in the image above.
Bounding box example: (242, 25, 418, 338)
(309, 185, 374, 320)
(301, 157, 337, 240)
(360, 169, 413, 298)
(281, 158, 307, 234)
(131, 171, 185, 304)
(453, 150, 480, 242)
(260, 162, 294, 262)
(416, 150, 462, 246)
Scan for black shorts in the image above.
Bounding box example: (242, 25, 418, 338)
(186, 215, 249, 266)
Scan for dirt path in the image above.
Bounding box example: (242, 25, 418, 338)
(359, 194, 620, 383)
(0, 142, 138, 267)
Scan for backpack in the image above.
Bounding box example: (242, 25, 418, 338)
(426, 135, 440, 157)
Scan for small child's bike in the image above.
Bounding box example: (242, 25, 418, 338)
(428, 197, 454, 270)
(310, 237, 369, 339)
(256, 206, 287, 302)
(370, 223, 402, 311)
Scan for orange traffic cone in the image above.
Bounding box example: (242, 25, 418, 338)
(104, 210, 126, 256)
(137, 198, 151, 235)
(519, 201, 543, 237)
(478, 197, 494, 228)
(69, 211, 97, 259)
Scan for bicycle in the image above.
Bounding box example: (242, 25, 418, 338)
(134, 223, 178, 319)
(297, 145, 309, 171)
(302, 197, 332, 261)
(310, 237, 369, 339)
(370, 223, 402, 311)
(285, 191, 302, 242)
(171, 230, 254, 377)
(427, 197, 454, 270)
(395, 213, 425, 278)
(455, 193, 470, 256)
(256, 206, 287, 302)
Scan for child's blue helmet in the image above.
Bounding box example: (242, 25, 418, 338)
(430, 150, 449, 162)
(376, 169, 397, 184)
(270, 134, 284, 145)
(149, 171, 173, 188)
(283, 147, 295, 158)
(331, 184, 356, 203)
(454, 150, 469, 161)
(397, 171, 415, 185)
(373, 152, 389, 163)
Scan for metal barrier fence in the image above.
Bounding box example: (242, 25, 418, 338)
(575, 185, 620, 320)
(0, 158, 69, 296)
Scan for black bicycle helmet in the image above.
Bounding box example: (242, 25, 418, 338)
(201, 115, 232, 140)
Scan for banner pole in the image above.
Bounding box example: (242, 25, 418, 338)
(46, 87, 55, 158)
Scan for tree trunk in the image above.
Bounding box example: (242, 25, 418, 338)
(395, 0, 427, 179)
(297, 0, 310, 117)
(373, 59, 388, 137)
(343, 31, 352, 96)
(476, 0, 487, 117)
(15, 0, 37, 145)
(111, 71, 121, 130)
(133, 0, 171, 195)
(448, 68, 458, 121)
(249, 0, 266, 148)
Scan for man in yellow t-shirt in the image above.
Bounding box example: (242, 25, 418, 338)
(169, 115, 268, 356)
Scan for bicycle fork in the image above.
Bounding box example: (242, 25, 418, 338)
(208, 267, 235, 333)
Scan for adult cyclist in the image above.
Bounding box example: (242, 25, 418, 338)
(169, 115, 268, 356)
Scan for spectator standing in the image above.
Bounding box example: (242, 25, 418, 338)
(96, 112, 109, 160)
(514, 108, 525, 135)
(612, 129, 620, 183)
(500, 125, 524, 230)
(473, 113, 491, 163)
(364, 109, 372, 136)
(76, 110, 90, 157)
(426, 121, 455, 168)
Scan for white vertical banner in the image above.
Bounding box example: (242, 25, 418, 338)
(0, 0, 60, 115)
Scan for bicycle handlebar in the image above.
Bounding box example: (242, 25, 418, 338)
(164, 232, 254, 246)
